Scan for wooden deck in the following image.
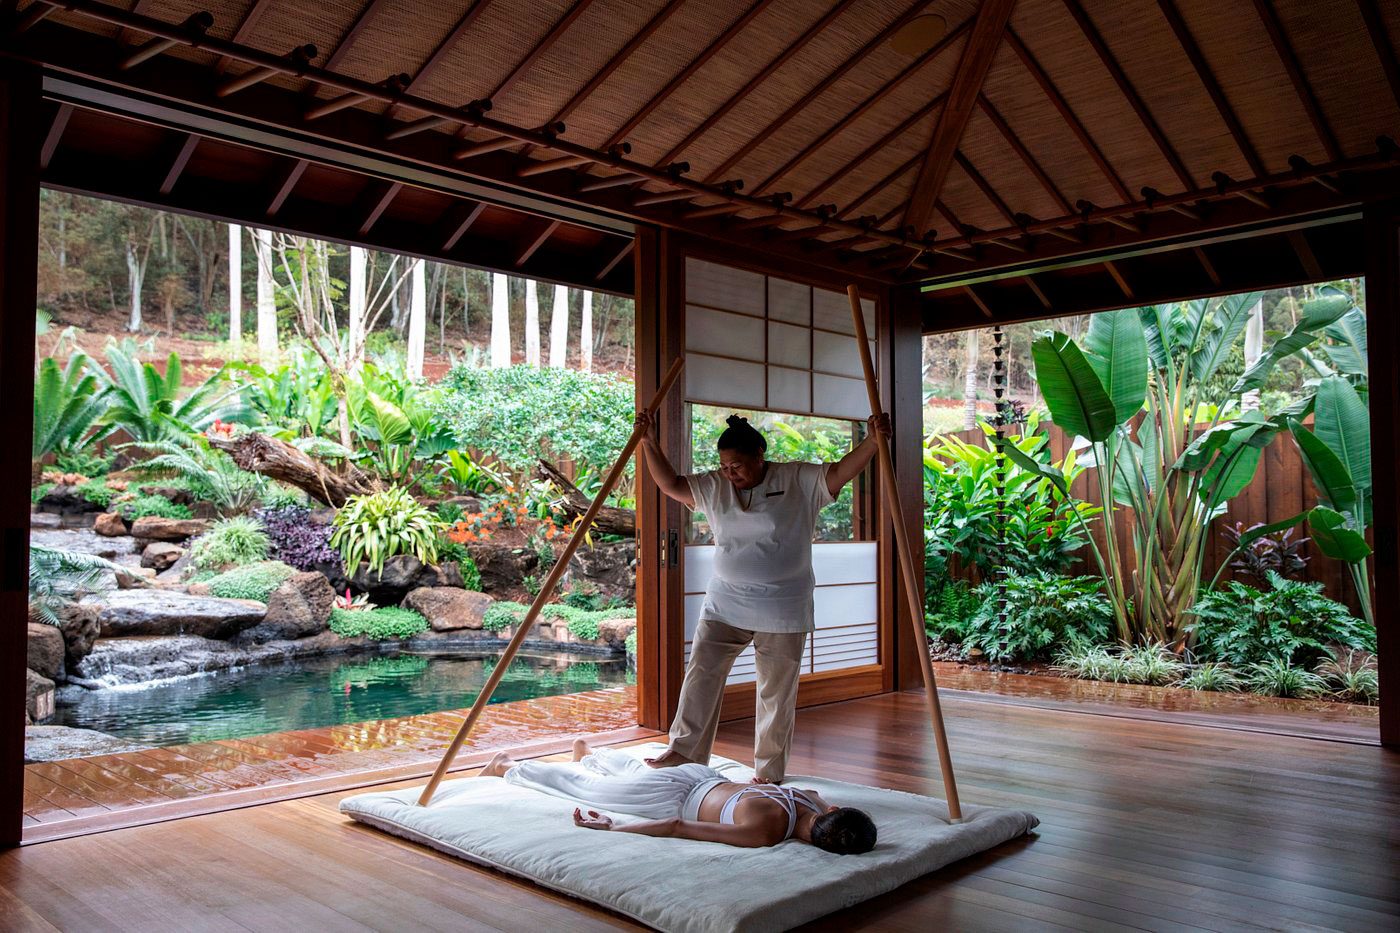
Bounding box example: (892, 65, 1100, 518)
(22, 686, 641, 843)
(3, 685, 1396, 931)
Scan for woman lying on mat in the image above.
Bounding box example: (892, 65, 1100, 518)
(479, 740, 876, 854)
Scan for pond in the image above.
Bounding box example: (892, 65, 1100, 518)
(52, 650, 631, 747)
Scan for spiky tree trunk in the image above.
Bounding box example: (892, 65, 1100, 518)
(549, 284, 569, 368)
(580, 289, 593, 372)
(524, 279, 541, 367)
(125, 240, 145, 332)
(490, 272, 510, 368)
(407, 259, 426, 380)
(227, 223, 242, 347)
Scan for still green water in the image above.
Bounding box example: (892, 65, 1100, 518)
(53, 651, 630, 746)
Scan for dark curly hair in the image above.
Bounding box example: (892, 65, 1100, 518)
(810, 807, 877, 855)
(717, 414, 766, 457)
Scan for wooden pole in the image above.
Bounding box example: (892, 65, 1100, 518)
(847, 285, 963, 822)
(418, 356, 685, 805)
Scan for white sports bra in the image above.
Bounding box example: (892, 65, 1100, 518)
(719, 785, 823, 839)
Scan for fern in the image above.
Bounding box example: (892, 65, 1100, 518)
(125, 438, 265, 516)
(33, 354, 110, 459)
(28, 545, 122, 625)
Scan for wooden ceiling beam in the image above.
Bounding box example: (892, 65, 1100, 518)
(39, 102, 72, 170)
(703, 0, 938, 185)
(603, 0, 774, 150)
(517, 220, 562, 267)
(1103, 260, 1134, 299)
(976, 95, 1071, 215)
(215, 0, 277, 74)
(837, 153, 921, 220)
(653, 0, 860, 169)
(963, 285, 995, 319)
(322, 0, 394, 73)
(266, 159, 309, 217)
(1193, 246, 1221, 287)
(1005, 29, 1131, 203)
(1155, 0, 1266, 177)
(754, 21, 968, 196)
(596, 239, 635, 282)
(486, 0, 600, 106)
(1356, 0, 1400, 114)
(441, 201, 488, 251)
(402, 0, 495, 98)
(1248, 0, 1341, 162)
(1287, 229, 1323, 279)
(904, 0, 1015, 235)
(796, 95, 943, 209)
(1059, 0, 1196, 191)
(953, 150, 1018, 228)
(357, 181, 403, 235)
(159, 135, 199, 195)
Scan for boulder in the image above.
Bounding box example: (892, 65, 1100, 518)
(25, 726, 153, 763)
(26, 622, 66, 680)
(129, 516, 211, 542)
(93, 511, 129, 537)
(94, 589, 266, 639)
(116, 566, 158, 588)
(55, 601, 100, 668)
(468, 543, 540, 595)
(154, 552, 192, 585)
(402, 587, 494, 631)
(239, 572, 335, 643)
(441, 495, 484, 514)
(70, 630, 371, 688)
(26, 669, 54, 723)
(598, 616, 637, 652)
(141, 541, 185, 571)
(29, 511, 63, 529)
(350, 555, 463, 604)
(136, 484, 195, 507)
(30, 527, 139, 559)
(566, 540, 637, 604)
(36, 484, 103, 517)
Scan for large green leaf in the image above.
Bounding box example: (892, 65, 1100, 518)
(1031, 333, 1119, 442)
(1313, 375, 1370, 497)
(1083, 309, 1149, 423)
(1290, 419, 1356, 512)
(1190, 291, 1262, 382)
(1175, 412, 1270, 472)
(1322, 308, 1367, 376)
(995, 436, 1071, 498)
(1308, 506, 1372, 562)
(1137, 305, 1171, 371)
(1232, 295, 1351, 392)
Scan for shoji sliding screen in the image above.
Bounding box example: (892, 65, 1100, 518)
(681, 258, 881, 687)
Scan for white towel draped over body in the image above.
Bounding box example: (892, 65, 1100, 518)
(504, 748, 726, 821)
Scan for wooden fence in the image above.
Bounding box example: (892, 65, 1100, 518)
(932, 423, 1360, 612)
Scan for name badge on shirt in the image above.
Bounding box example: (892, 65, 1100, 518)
(765, 490, 785, 497)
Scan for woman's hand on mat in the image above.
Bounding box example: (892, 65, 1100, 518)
(574, 808, 613, 831)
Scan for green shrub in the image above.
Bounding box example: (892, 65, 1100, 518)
(435, 502, 465, 524)
(203, 560, 296, 601)
(1244, 658, 1325, 698)
(436, 536, 483, 591)
(481, 601, 633, 639)
(190, 516, 270, 571)
(1179, 662, 1243, 692)
(259, 484, 307, 509)
(125, 440, 265, 517)
(924, 577, 979, 643)
(330, 486, 444, 577)
(625, 629, 637, 656)
(116, 494, 193, 520)
(329, 606, 429, 640)
(523, 574, 541, 597)
(1315, 650, 1379, 704)
(1053, 643, 1186, 685)
(961, 572, 1113, 663)
(55, 450, 111, 477)
(1188, 573, 1375, 668)
(31, 483, 53, 504)
(482, 600, 526, 633)
(76, 480, 115, 507)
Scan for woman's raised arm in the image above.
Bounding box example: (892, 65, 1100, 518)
(635, 410, 695, 508)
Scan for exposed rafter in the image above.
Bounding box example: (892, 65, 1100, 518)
(159, 134, 199, 195)
(517, 219, 561, 267)
(215, 0, 277, 74)
(596, 239, 634, 281)
(440, 201, 487, 251)
(486, 0, 598, 105)
(952, 150, 1016, 228)
(837, 153, 921, 220)
(266, 159, 309, 217)
(976, 95, 1071, 215)
(322, 0, 393, 73)
(1059, 0, 1196, 191)
(1248, 0, 1341, 162)
(39, 101, 71, 170)
(1356, 0, 1400, 113)
(797, 95, 943, 209)
(904, 0, 1015, 235)
(357, 181, 402, 235)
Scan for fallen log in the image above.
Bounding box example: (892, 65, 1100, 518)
(536, 459, 635, 537)
(210, 432, 380, 507)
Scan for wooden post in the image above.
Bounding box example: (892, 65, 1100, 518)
(0, 62, 41, 848)
(418, 356, 685, 806)
(848, 285, 963, 821)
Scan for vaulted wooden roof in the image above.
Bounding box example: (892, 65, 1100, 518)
(5, 0, 1400, 307)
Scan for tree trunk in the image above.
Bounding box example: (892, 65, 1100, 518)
(537, 459, 635, 536)
(580, 289, 593, 372)
(407, 258, 426, 380)
(348, 245, 366, 374)
(549, 284, 569, 368)
(125, 240, 144, 332)
(208, 432, 380, 506)
(524, 279, 541, 367)
(490, 271, 510, 368)
(254, 228, 278, 362)
(962, 328, 980, 430)
(1241, 298, 1264, 412)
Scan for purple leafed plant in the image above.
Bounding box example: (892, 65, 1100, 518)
(256, 505, 341, 573)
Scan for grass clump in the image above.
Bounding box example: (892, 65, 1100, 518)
(189, 516, 269, 571)
(1243, 658, 1325, 698)
(1179, 662, 1243, 693)
(116, 494, 193, 521)
(329, 606, 429, 640)
(203, 560, 296, 602)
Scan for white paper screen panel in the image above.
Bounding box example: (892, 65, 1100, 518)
(814, 287, 875, 335)
(768, 321, 810, 368)
(686, 257, 764, 315)
(684, 542, 878, 684)
(687, 353, 765, 408)
(767, 367, 810, 413)
(687, 306, 764, 360)
(813, 373, 870, 420)
(767, 277, 811, 325)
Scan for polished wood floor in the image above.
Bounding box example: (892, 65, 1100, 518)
(23, 686, 638, 843)
(4, 686, 1396, 932)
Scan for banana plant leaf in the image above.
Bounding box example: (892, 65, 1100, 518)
(1313, 375, 1370, 497)
(1138, 305, 1171, 371)
(1190, 291, 1263, 383)
(1308, 506, 1372, 562)
(995, 436, 1071, 498)
(1290, 418, 1356, 512)
(1174, 412, 1271, 472)
(1031, 333, 1119, 442)
(1322, 307, 1368, 376)
(1231, 294, 1351, 393)
(1083, 309, 1149, 423)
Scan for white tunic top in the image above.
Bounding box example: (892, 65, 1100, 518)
(685, 461, 834, 634)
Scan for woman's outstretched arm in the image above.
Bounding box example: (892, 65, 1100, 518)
(825, 413, 891, 498)
(635, 410, 695, 508)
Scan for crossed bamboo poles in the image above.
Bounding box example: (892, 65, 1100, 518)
(418, 298, 961, 820)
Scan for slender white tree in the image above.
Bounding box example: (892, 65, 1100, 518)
(407, 258, 427, 380)
(490, 272, 510, 368)
(579, 289, 593, 372)
(524, 279, 541, 367)
(348, 245, 367, 374)
(254, 227, 278, 361)
(1241, 297, 1264, 412)
(962, 328, 980, 431)
(227, 223, 242, 347)
(549, 283, 569, 368)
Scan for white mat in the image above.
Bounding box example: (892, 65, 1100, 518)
(340, 744, 1037, 933)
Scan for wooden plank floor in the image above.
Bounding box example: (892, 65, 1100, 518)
(23, 686, 638, 843)
(3, 687, 1396, 932)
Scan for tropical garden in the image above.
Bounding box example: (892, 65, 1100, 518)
(923, 281, 1379, 706)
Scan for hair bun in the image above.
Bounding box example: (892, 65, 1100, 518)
(726, 414, 747, 428)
